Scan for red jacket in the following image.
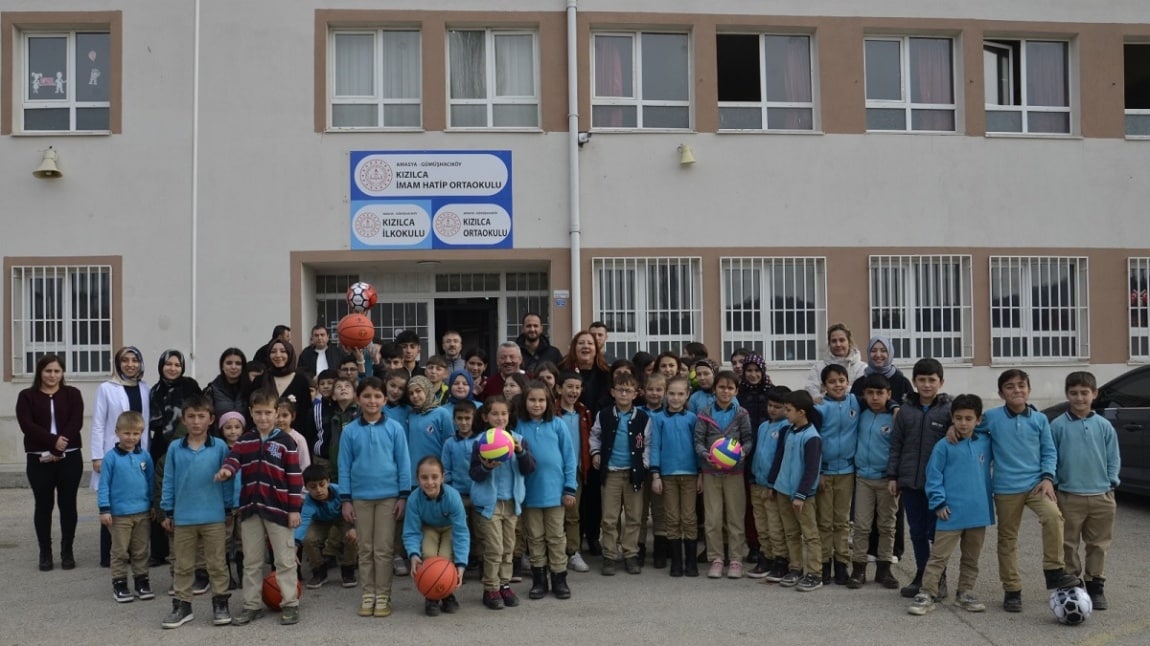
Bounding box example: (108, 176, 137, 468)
(222, 428, 303, 527)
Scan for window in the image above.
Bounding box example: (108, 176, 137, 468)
(448, 29, 539, 128)
(329, 29, 421, 129)
(717, 33, 814, 131)
(864, 36, 955, 132)
(592, 32, 691, 129)
(989, 256, 1089, 362)
(1131, 258, 1150, 360)
(20, 30, 111, 132)
(984, 39, 1071, 134)
(1124, 44, 1150, 136)
(502, 271, 550, 340)
(9, 262, 115, 378)
(869, 255, 973, 362)
(720, 257, 826, 364)
(593, 257, 701, 359)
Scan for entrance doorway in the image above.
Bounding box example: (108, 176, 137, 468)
(435, 298, 499, 359)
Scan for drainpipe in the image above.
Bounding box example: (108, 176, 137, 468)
(566, 0, 582, 332)
(189, 0, 201, 376)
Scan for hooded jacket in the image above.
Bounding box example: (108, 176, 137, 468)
(804, 347, 867, 399)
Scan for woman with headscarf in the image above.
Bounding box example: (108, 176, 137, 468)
(90, 346, 150, 567)
(146, 349, 201, 565)
(850, 335, 914, 405)
(247, 338, 316, 448)
(804, 323, 867, 401)
(203, 347, 250, 424)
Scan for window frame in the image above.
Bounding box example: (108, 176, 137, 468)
(716, 32, 816, 133)
(592, 257, 702, 358)
(1130, 257, 1150, 362)
(983, 37, 1074, 136)
(446, 28, 541, 131)
(988, 255, 1090, 364)
(327, 28, 423, 131)
(590, 30, 693, 131)
(1123, 42, 1150, 138)
(719, 257, 828, 366)
(868, 255, 974, 364)
(4, 256, 122, 381)
(863, 35, 957, 133)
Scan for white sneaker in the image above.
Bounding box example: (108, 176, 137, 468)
(891, 555, 899, 564)
(568, 552, 590, 572)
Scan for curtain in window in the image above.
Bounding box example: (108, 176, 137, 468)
(494, 34, 533, 97)
(449, 31, 485, 99)
(594, 36, 628, 127)
(334, 34, 374, 96)
(380, 31, 420, 99)
(782, 36, 812, 129)
(1026, 41, 1068, 132)
(911, 38, 952, 130)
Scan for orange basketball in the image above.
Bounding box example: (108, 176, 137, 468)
(414, 557, 458, 601)
(261, 571, 303, 611)
(336, 313, 375, 349)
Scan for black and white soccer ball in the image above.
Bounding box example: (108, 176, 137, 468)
(1049, 586, 1093, 625)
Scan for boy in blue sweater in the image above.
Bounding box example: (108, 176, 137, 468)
(404, 456, 470, 616)
(98, 411, 155, 603)
(767, 390, 823, 592)
(814, 363, 861, 585)
(909, 395, 993, 616)
(160, 395, 236, 629)
(442, 399, 480, 570)
(747, 386, 790, 581)
(848, 375, 899, 590)
(1051, 371, 1121, 610)
(299, 464, 357, 590)
(650, 376, 699, 578)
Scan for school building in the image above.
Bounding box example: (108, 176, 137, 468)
(2, 0, 1150, 465)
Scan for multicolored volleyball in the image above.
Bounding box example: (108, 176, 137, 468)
(709, 437, 742, 470)
(478, 428, 515, 462)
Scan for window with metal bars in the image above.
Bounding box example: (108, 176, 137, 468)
(720, 257, 826, 364)
(593, 257, 701, 360)
(10, 263, 114, 376)
(869, 255, 973, 362)
(989, 256, 1089, 362)
(1130, 258, 1150, 360)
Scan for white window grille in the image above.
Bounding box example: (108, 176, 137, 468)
(22, 31, 111, 132)
(989, 256, 1089, 362)
(864, 36, 956, 132)
(869, 255, 973, 362)
(720, 257, 826, 364)
(448, 29, 539, 128)
(315, 273, 431, 357)
(593, 257, 702, 360)
(10, 264, 113, 376)
(329, 29, 421, 129)
(502, 272, 550, 341)
(591, 32, 691, 130)
(1131, 258, 1150, 360)
(984, 39, 1072, 134)
(717, 33, 814, 131)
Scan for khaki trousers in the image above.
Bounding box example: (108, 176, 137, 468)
(524, 506, 568, 572)
(778, 496, 821, 574)
(173, 522, 229, 602)
(749, 484, 786, 560)
(816, 473, 853, 565)
(702, 472, 747, 562)
(563, 480, 583, 554)
(1057, 490, 1116, 581)
(601, 471, 643, 559)
(110, 512, 149, 579)
(303, 518, 357, 570)
(662, 475, 698, 540)
(922, 527, 985, 597)
(352, 498, 397, 597)
(476, 500, 518, 590)
(852, 476, 898, 563)
(422, 524, 454, 560)
(995, 490, 1065, 592)
(640, 472, 667, 543)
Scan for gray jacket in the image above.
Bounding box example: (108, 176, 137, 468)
(885, 393, 953, 490)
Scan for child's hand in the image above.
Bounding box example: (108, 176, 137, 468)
(456, 565, 465, 587)
(887, 480, 900, 497)
(214, 467, 232, 482)
(696, 475, 703, 494)
(346, 528, 357, 543)
(99, 513, 112, 528)
(819, 479, 829, 492)
(342, 501, 356, 523)
(792, 498, 805, 513)
(936, 506, 950, 521)
(91, 459, 102, 474)
(409, 555, 423, 576)
(767, 489, 776, 501)
(944, 425, 959, 445)
(287, 512, 301, 529)
(1033, 479, 1056, 501)
(161, 517, 174, 533)
(651, 478, 663, 495)
(394, 499, 406, 520)
(562, 494, 576, 508)
(591, 455, 601, 470)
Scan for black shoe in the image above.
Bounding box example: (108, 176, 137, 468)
(653, 536, 669, 569)
(483, 590, 504, 610)
(875, 562, 900, 589)
(192, 569, 211, 595)
(39, 549, 53, 572)
(668, 539, 683, 578)
(147, 555, 168, 568)
(901, 578, 922, 598)
(764, 558, 790, 583)
(624, 556, 642, 575)
(683, 540, 700, 577)
(551, 570, 571, 599)
(60, 549, 75, 570)
(113, 578, 134, 603)
(305, 568, 328, 590)
(637, 544, 647, 566)
(1003, 590, 1022, 613)
(529, 567, 549, 599)
(747, 557, 772, 579)
(162, 600, 194, 629)
(601, 559, 616, 576)
(135, 575, 155, 600)
(1043, 568, 1081, 590)
(586, 538, 602, 556)
(846, 562, 866, 589)
(212, 595, 232, 625)
(425, 598, 441, 616)
(441, 594, 460, 613)
(746, 547, 762, 565)
(937, 572, 948, 600)
(341, 565, 358, 588)
(833, 561, 849, 586)
(1085, 579, 1108, 610)
(499, 585, 519, 607)
(822, 561, 833, 585)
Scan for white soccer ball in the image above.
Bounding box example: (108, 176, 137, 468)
(1049, 586, 1093, 625)
(346, 282, 378, 313)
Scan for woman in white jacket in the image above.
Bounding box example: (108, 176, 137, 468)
(89, 346, 149, 567)
(804, 323, 866, 402)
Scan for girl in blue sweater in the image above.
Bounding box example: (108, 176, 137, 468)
(404, 456, 469, 617)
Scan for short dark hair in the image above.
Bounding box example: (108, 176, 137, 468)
(383, 369, 409, 384)
(997, 368, 1030, 392)
(820, 363, 848, 383)
(378, 341, 402, 361)
(860, 374, 891, 392)
(951, 394, 984, 418)
(311, 324, 327, 334)
(339, 354, 359, 368)
(181, 393, 213, 414)
(272, 325, 291, 338)
(417, 455, 444, 474)
(302, 464, 330, 484)
(246, 360, 266, 374)
(783, 390, 821, 428)
(683, 342, 709, 359)
(589, 321, 609, 332)
(613, 372, 638, 390)
(522, 312, 543, 325)
(355, 376, 386, 396)
(1064, 371, 1097, 392)
(249, 386, 279, 410)
(425, 355, 448, 369)
(559, 371, 582, 385)
(730, 347, 752, 360)
(317, 368, 339, 381)
(395, 329, 421, 345)
(453, 399, 477, 416)
(912, 358, 944, 379)
(766, 385, 792, 404)
(713, 370, 739, 389)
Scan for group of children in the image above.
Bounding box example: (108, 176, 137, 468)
(95, 337, 1121, 627)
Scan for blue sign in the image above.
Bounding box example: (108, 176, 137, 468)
(349, 150, 512, 250)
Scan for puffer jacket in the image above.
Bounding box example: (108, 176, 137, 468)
(885, 392, 952, 490)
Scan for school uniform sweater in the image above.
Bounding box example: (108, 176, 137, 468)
(650, 409, 699, 477)
(815, 394, 861, 475)
(978, 405, 1056, 495)
(384, 402, 410, 429)
(97, 444, 154, 516)
(693, 403, 753, 475)
(442, 433, 479, 495)
(925, 434, 994, 531)
(767, 424, 822, 501)
(519, 417, 578, 508)
(403, 484, 471, 566)
(469, 433, 537, 518)
(1050, 411, 1121, 495)
(221, 428, 303, 526)
(338, 415, 412, 502)
(406, 406, 454, 481)
(750, 419, 788, 487)
(855, 408, 896, 480)
(687, 389, 715, 415)
(590, 407, 651, 489)
(162, 435, 235, 526)
(294, 483, 347, 543)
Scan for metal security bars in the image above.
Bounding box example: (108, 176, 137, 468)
(11, 264, 113, 376)
(989, 256, 1089, 362)
(869, 255, 973, 362)
(593, 257, 702, 360)
(720, 257, 826, 364)
(1131, 258, 1150, 360)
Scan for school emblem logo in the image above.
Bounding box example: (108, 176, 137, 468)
(880, 425, 890, 436)
(979, 453, 986, 465)
(425, 424, 436, 436)
(849, 410, 857, 418)
(770, 431, 778, 440)
(357, 156, 393, 192)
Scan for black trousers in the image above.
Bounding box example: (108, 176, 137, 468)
(26, 451, 83, 553)
(580, 467, 603, 543)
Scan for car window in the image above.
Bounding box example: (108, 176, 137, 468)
(1103, 369, 1150, 408)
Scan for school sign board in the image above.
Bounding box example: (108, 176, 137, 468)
(349, 150, 513, 250)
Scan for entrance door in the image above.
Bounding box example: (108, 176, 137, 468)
(435, 298, 499, 359)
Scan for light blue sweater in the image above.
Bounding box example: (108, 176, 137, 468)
(97, 444, 153, 516)
(815, 394, 860, 475)
(160, 435, 234, 526)
(650, 409, 699, 476)
(294, 482, 346, 543)
(519, 417, 578, 508)
(1051, 411, 1121, 494)
(338, 415, 412, 502)
(750, 419, 787, 486)
(855, 408, 895, 480)
(406, 407, 454, 481)
(442, 434, 479, 496)
(403, 484, 471, 566)
(978, 405, 1056, 495)
(926, 434, 995, 531)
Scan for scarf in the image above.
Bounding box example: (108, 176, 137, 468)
(447, 370, 476, 404)
(864, 336, 898, 379)
(111, 346, 144, 387)
(738, 353, 774, 394)
(150, 350, 197, 440)
(266, 340, 297, 377)
(408, 375, 439, 413)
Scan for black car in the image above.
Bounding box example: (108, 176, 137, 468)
(1043, 365, 1150, 496)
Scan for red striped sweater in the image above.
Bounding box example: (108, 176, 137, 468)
(221, 428, 303, 526)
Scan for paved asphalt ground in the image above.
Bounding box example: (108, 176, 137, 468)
(2, 482, 1149, 646)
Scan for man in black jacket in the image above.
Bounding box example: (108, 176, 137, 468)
(516, 313, 563, 374)
(298, 325, 348, 378)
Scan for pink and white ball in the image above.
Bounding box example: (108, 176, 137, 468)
(709, 438, 742, 470)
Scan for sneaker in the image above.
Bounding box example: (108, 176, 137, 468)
(779, 570, 802, 587)
(499, 585, 519, 607)
(727, 561, 744, 579)
(280, 605, 300, 625)
(392, 557, 409, 577)
(305, 569, 328, 590)
(441, 594, 460, 614)
(425, 598, 441, 616)
(764, 559, 789, 583)
(167, 584, 175, 597)
(161, 600, 194, 629)
(568, 552, 590, 573)
(358, 594, 375, 617)
(891, 555, 899, 564)
(707, 559, 724, 579)
(745, 548, 762, 564)
(907, 593, 937, 616)
(134, 576, 155, 600)
(232, 607, 264, 626)
(483, 590, 505, 610)
(747, 560, 771, 579)
(601, 559, 616, 576)
(955, 590, 986, 613)
(212, 595, 232, 625)
(624, 556, 641, 575)
(373, 594, 392, 618)
(796, 573, 824, 592)
(113, 578, 134, 603)
(341, 565, 358, 588)
(192, 570, 211, 595)
(1002, 590, 1022, 613)
(900, 579, 922, 599)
